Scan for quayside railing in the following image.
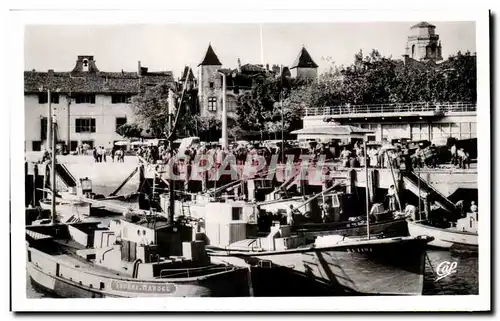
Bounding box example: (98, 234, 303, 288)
(305, 102, 477, 116)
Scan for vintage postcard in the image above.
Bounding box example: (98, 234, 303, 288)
(8, 7, 491, 312)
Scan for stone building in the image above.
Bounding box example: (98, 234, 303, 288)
(196, 44, 317, 119)
(290, 46, 319, 79)
(24, 55, 175, 152)
(404, 21, 443, 63)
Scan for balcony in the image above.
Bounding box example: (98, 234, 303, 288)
(305, 102, 477, 118)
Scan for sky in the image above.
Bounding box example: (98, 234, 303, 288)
(24, 22, 476, 78)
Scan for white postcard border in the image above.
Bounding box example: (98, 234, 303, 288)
(7, 7, 491, 312)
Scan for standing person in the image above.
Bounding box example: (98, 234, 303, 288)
(286, 204, 295, 226)
(455, 200, 465, 218)
(470, 201, 478, 214)
(92, 147, 98, 163)
(386, 185, 397, 212)
(456, 148, 465, 169)
(340, 147, 351, 163)
(103, 147, 107, 163)
(450, 144, 457, 165)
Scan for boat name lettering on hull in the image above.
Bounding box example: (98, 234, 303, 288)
(111, 280, 176, 293)
(346, 247, 373, 253)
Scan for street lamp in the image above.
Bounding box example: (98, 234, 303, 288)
(38, 86, 61, 151)
(216, 70, 228, 149)
(38, 85, 60, 225)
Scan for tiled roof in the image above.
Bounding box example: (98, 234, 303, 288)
(198, 44, 222, 66)
(291, 47, 318, 69)
(411, 22, 436, 29)
(24, 71, 174, 94)
(240, 64, 266, 72)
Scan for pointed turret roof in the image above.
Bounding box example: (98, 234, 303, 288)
(180, 66, 195, 81)
(411, 21, 435, 29)
(198, 44, 222, 66)
(291, 46, 318, 69)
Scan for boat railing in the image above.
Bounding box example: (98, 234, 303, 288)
(158, 265, 233, 278)
(305, 102, 477, 116)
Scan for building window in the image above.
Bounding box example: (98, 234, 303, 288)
(470, 122, 477, 138)
(32, 141, 42, 151)
(111, 94, 131, 104)
(460, 122, 475, 140)
(208, 97, 217, 112)
(116, 117, 127, 131)
(40, 117, 47, 141)
(75, 94, 96, 104)
(38, 93, 59, 104)
(431, 123, 451, 139)
(411, 124, 430, 141)
(75, 118, 96, 133)
(209, 81, 214, 89)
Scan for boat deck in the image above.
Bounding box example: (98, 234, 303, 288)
(53, 253, 129, 278)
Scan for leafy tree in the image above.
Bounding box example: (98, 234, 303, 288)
(236, 76, 279, 140)
(115, 123, 144, 138)
(131, 83, 198, 139)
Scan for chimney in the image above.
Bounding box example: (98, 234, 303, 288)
(266, 63, 269, 71)
(138, 61, 141, 75)
(237, 58, 242, 72)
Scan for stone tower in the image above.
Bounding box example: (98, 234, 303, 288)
(406, 22, 443, 62)
(198, 44, 223, 117)
(290, 46, 318, 79)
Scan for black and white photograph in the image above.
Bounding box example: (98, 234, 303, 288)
(7, 7, 491, 312)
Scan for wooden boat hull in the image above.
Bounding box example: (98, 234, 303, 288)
(294, 218, 409, 240)
(210, 236, 431, 296)
(27, 247, 250, 298)
(407, 220, 478, 249)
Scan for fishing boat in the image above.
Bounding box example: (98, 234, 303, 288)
(407, 212, 478, 250)
(208, 232, 433, 296)
(26, 217, 250, 298)
(38, 198, 91, 222)
(27, 82, 250, 298)
(205, 140, 434, 296)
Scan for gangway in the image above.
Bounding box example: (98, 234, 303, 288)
(402, 171, 457, 213)
(51, 164, 78, 188)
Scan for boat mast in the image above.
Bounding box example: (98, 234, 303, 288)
(364, 139, 370, 239)
(152, 164, 156, 211)
(165, 67, 191, 225)
(50, 89, 57, 225)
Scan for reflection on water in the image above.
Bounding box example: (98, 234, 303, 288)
(423, 249, 478, 295)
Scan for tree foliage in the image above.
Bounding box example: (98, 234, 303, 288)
(115, 123, 144, 138)
(274, 49, 477, 118)
(131, 83, 198, 139)
(236, 75, 307, 138)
